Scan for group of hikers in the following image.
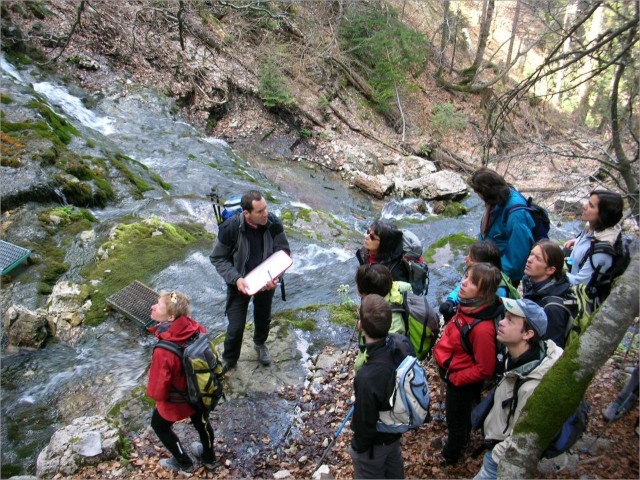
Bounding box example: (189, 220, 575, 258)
(143, 167, 635, 477)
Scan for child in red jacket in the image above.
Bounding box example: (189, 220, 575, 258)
(147, 291, 215, 473)
(433, 263, 504, 465)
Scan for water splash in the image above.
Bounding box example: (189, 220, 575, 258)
(0, 55, 22, 81)
(33, 82, 115, 135)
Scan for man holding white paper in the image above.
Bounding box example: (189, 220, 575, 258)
(210, 190, 291, 372)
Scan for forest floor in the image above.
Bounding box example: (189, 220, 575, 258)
(62, 338, 639, 480)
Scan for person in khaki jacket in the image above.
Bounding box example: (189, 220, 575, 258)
(474, 298, 563, 480)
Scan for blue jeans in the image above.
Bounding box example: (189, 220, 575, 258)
(474, 450, 499, 480)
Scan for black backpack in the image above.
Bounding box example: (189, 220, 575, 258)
(401, 230, 430, 296)
(579, 233, 637, 304)
(504, 197, 551, 242)
(457, 305, 505, 365)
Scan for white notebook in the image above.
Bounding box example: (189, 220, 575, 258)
(244, 250, 293, 295)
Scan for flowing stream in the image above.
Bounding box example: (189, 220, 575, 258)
(0, 58, 581, 476)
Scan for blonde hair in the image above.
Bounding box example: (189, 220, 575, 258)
(159, 290, 191, 318)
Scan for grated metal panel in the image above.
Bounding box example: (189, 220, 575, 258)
(106, 280, 159, 328)
(0, 240, 31, 275)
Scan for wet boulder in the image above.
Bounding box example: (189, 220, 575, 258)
(36, 415, 121, 479)
(399, 169, 468, 201)
(46, 281, 91, 345)
(3, 304, 49, 348)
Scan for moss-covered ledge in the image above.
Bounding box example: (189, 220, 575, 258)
(81, 217, 213, 325)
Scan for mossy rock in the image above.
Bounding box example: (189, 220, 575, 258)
(82, 217, 213, 326)
(423, 233, 476, 263)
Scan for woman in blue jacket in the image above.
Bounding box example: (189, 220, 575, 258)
(468, 168, 534, 286)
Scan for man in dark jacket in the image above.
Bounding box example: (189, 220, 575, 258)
(349, 294, 404, 479)
(210, 190, 290, 371)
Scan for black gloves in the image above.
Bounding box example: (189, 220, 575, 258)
(439, 300, 456, 322)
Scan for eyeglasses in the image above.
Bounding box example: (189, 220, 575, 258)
(365, 229, 379, 241)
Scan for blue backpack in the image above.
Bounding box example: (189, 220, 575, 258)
(376, 354, 430, 433)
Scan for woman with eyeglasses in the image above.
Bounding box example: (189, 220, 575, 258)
(147, 291, 216, 473)
(355, 220, 411, 284)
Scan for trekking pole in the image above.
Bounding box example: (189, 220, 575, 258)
(311, 406, 354, 476)
(624, 322, 639, 359)
(580, 391, 636, 454)
(208, 187, 223, 225)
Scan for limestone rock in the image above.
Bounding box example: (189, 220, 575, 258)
(3, 304, 49, 348)
(400, 170, 468, 201)
(36, 416, 121, 479)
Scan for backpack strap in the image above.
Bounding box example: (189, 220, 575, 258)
(501, 377, 535, 434)
(154, 340, 189, 403)
(457, 317, 492, 363)
(503, 196, 532, 226)
(578, 237, 615, 270)
(539, 295, 576, 342)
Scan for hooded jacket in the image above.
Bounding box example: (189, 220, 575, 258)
(567, 223, 621, 286)
(522, 275, 572, 348)
(147, 316, 206, 421)
(433, 300, 504, 386)
(355, 242, 411, 284)
(479, 188, 535, 283)
(210, 211, 290, 286)
(484, 340, 563, 464)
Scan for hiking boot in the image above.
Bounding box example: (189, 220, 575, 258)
(221, 360, 236, 375)
(158, 457, 193, 473)
(190, 442, 216, 471)
(254, 343, 271, 366)
(602, 396, 636, 422)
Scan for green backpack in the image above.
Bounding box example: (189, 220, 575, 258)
(501, 272, 520, 299)
(155, 333, 225, 412)
(539, 283, 594, 348)
(392, 291, 440, 360)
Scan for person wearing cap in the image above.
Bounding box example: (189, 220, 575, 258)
(474, 298, 563, 480)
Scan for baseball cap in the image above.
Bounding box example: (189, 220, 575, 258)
(501, 298, 548, 337)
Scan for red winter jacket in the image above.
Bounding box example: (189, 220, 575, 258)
(146, 316, 206, 422)
(433, 302, 502, 386)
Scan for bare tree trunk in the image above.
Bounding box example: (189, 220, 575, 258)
(437, 0, 451, 75)
(610, 39, 639, 219)
(574, 4, 604, 122)
(469, 0, 495, 78)
(552, 0, 577, 106)
(499, 251, 640, 479)
(503, 0, 522, 85)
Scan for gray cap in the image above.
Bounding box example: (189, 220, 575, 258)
(501, 298, 548, 337)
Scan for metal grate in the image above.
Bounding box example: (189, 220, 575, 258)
(0, 240, 31, 275)
(106, 280, 159, 329)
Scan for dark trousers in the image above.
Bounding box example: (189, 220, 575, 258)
(349, 441, 404, 479)
(443, 380, 483, 462)
(223, 286, 275, 364)
(151, 408, 215, 464)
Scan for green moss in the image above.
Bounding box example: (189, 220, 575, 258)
(82, 218, 211, 325)
(107, 153, 153, 197)
(297, 208, 312, 222)
(281, 210, 294, 227)
(27, 0, 53, 19)
(513, 337, 593, 448)
(441, 201, 468, 217)
(149, 172, 172, 190)
(26, 98, 79, 144)
(328, 303, 358, 327)
(273, 306, 319, 331)
(1, 94, 13, 104)
(423, 233, 476, 263)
